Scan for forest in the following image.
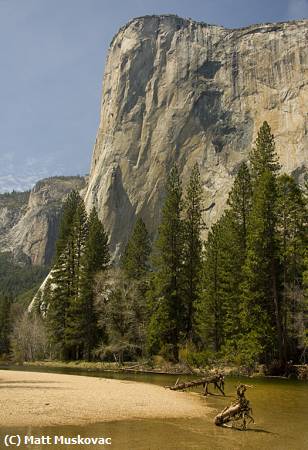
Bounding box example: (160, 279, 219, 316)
(0, 122, 307, 373)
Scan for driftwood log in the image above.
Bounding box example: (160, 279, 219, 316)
(166, 373, 225, 396)
(214, 384, 254, 430)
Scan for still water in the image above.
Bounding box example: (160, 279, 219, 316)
(0, 365, 307, 450)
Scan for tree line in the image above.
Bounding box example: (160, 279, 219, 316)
(2, 122, 307, 370)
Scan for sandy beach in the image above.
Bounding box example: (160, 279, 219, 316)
(0, 370, 208, 427)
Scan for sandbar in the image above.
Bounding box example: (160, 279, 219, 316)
(0, 370, 208, 427)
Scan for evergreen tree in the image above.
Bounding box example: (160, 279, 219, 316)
(46, 249, 71, 358)
(222, 163, 252, 347)
(196, 219, 225, 352)
(147, 165, 184, 361)
(276, 174, 307, 359)
(0, 295, 11, 354)
(182, 163, 204, 341)
(227, 162, 252, 245)
(79, 208, 110, 360)
(249, 121, 280, 181)
(46, 192, 86, 359)
(64, 200, 89, 359)
(55, 190, 82, 262)
(120, 217, 151, 359)
(121, 217, 151, 280)
(241, 171, 281, 363)
(196, 163, 252, 357)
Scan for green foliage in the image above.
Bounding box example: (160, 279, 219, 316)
(184, 349, 215, 368)
(18, 122, 305, 370)
(196, 163, 252, 353)
(0, 295, 11, 354)
(78, 208, 110, 360)
(182, 163, 204, 340)
(240, 171, 279, 362)
(249, 121, 280, 181)
(121, 217, 151, 279)
(46, 191, 87, 359)
(147, 165, 184, 361)
(46, 198, 110, 360)
(0, 253, 48, 298)
(195, 122, 306, 369)
(227, 162, 252, 243)
(276, 174, 307, 358)
(54, 190, 82, 262)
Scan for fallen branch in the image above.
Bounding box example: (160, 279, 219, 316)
(166, 373, 225, 396)
(214, 384, 254, 430)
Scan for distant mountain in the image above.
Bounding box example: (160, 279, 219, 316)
(0, 152, 87, 193)
(0, 176, 86, 265)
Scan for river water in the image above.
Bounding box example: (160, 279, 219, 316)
(0, 366, 307, 449)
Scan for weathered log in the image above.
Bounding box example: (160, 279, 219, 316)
(166, 374, 225, 396)
(214, 384, 254, 430)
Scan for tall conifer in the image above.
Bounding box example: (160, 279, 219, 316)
(276, 174, 307, 358)
(147, 165, 184, 361)
(249, 121, 280, 181)
(182, 163, 204, 340)
(121, 218, 151, 280)
(79, 208, 110, 360)
(241, 171, 280, 363)
(46, 191, 86, 359)
(65, 200, 89, 358)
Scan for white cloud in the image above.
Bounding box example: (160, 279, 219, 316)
(287, 0, 308, 18)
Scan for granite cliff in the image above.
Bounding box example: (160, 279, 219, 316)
(1, 15, 307, 266)
(0, 176, 86, 265)
(84, 15, 307, 257)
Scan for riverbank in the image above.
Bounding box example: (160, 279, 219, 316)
(1, 359, 307, 379)
(3, 359, 241, 376)
(0, 370, 209, 427)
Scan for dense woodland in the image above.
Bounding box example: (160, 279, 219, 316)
(0, 122, 307, 371)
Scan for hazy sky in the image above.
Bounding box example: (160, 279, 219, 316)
(0, 0, 307, 192)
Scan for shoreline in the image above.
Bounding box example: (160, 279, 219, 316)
(1, 360, 307, 380)
(0, 370, 209, 427)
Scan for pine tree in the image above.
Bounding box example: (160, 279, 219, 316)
(79, 208, 110, 360)
(241, 171, 280, 363)
(46, 192, 86, 359)
(196, 219, 225, 352)
(0, 295, 11, 355)
(46, 249, 71, 358)
(120, 217, 151, 359)
(276, 174, 307, 359)
(227, 162, 252, 245)
(64, 200, 89, 359)
(147, 165, 184, 361)
(182, 163, 204, 341)
(196, 163, 252, 357)
(222, 163, 252, 348)
(121, 217, 151, 280)
(55, 190, 82, 262)
(249, 121, 280, 181)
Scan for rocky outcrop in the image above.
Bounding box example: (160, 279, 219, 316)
(0, 176, 86, 265)
(84, 15, 307, 256)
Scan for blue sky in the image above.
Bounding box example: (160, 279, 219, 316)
(0, 0, 307, 192)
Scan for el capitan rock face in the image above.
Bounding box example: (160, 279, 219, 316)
(84, 15, 307, 257)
